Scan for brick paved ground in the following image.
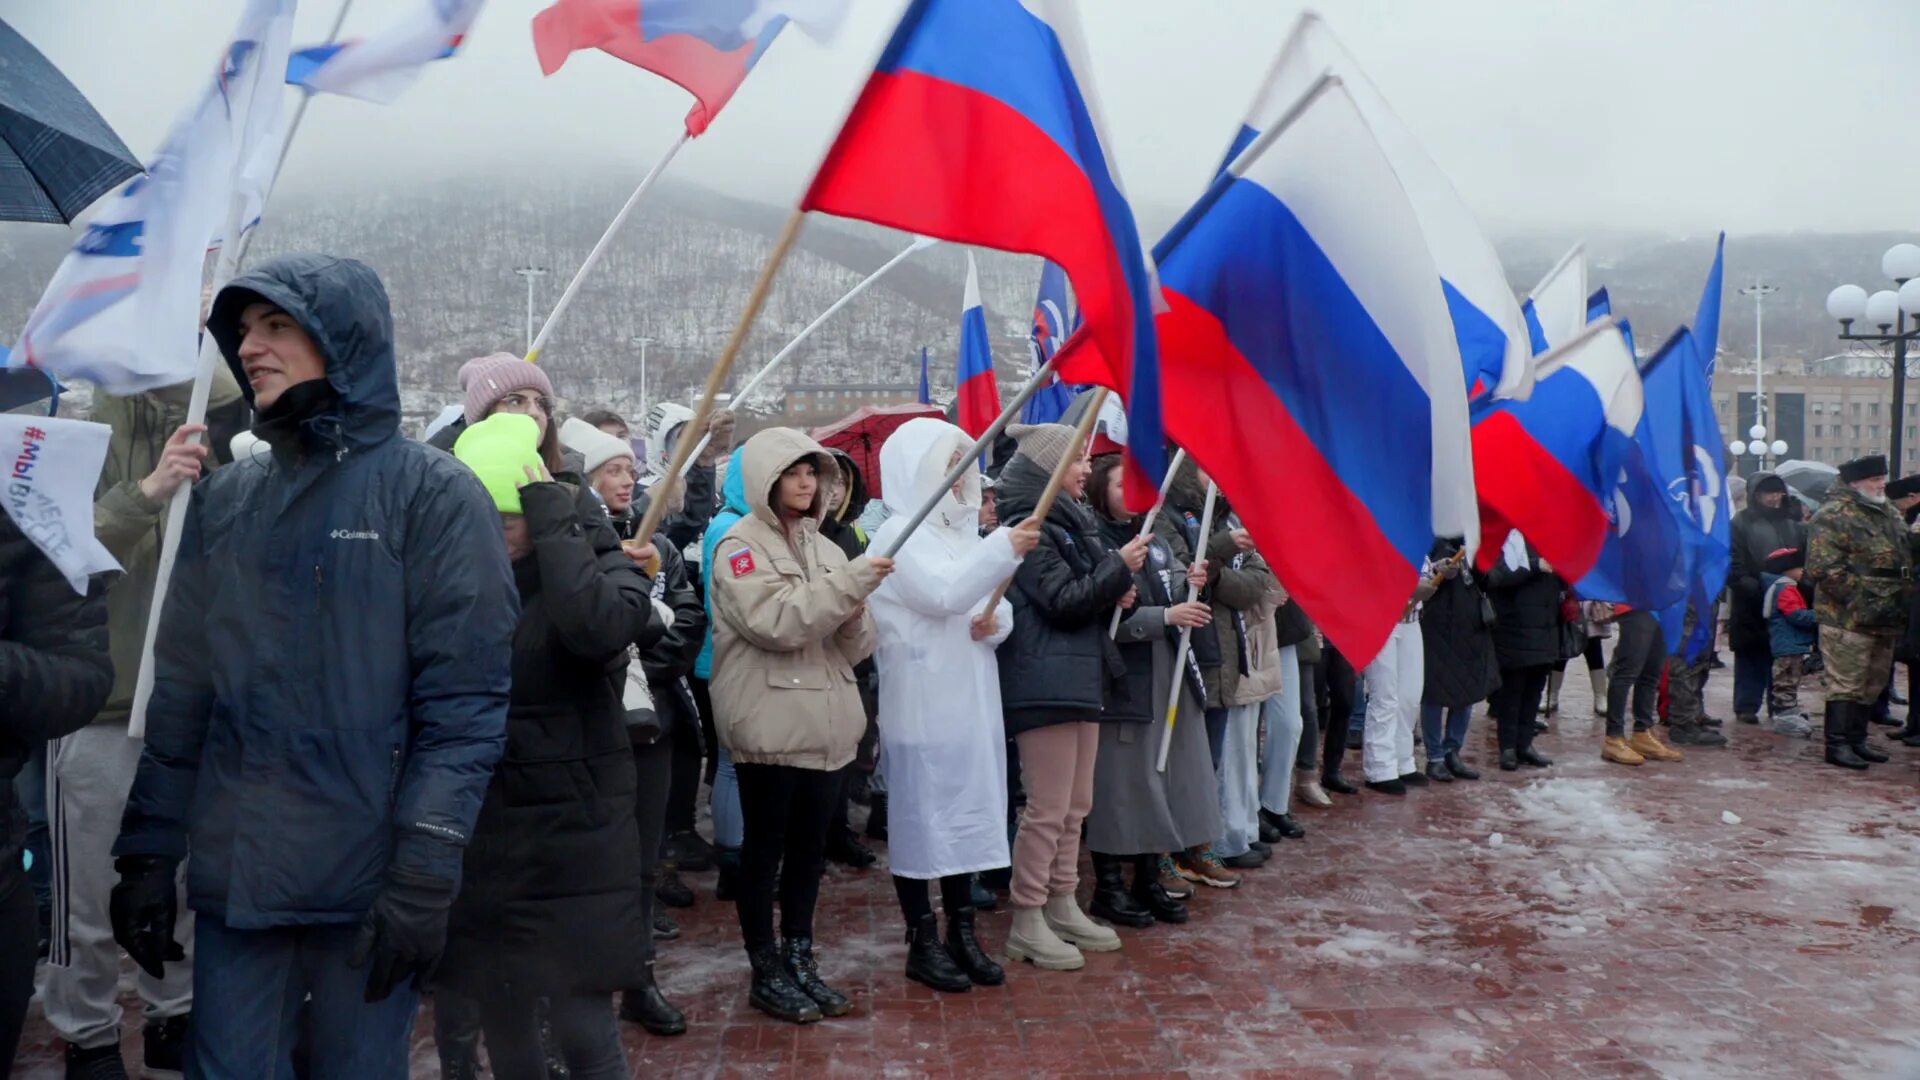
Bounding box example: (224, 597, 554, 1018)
(16, 669, 1920, 1078)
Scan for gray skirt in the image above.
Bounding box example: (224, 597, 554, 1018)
(1085, 686, 1222, 856)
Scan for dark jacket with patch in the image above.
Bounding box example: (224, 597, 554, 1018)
(1420, 540, 1502, 708)
(114, 255, 519, 927)
(1486, 546, 1565, 671)
(439, 482, 660, 996)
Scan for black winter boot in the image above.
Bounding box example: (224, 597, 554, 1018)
(782, 938, 852, 1017)
(1088, 853, 1154, 928)
(714, 845, 741, 902)
(748, 945, 822, 1024)
(1825, 701, 1870, 770)
(904, 914, 972, 993)
(1131, 854, 1188, 924)
(620, 965, 688, 1036)
(945, 907, 1005, 986)
(1260, 808, 1305, 839)
(1848, 701, 1891, 762)
(1444, 751, 1481, 780)
(825, 826, 877, 869)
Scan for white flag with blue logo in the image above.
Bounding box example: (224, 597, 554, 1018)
(0, 416, 121, 594)
(12, 0, 294, 395)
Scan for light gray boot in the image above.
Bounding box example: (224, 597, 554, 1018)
(1005, 905, 1084, 970)
(1043, 894, 1121, 952)
(1589, 669, 1608, 719)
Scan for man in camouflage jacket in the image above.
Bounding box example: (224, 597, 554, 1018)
(1806, 454, 1911, 769)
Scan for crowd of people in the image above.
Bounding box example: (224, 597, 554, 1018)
(3, 252, 1918, 1078)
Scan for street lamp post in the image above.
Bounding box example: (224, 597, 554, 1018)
(514, 266, 549, 356)
(631, 334, 655, 420)
(1737, 277, 1779, 469)
(1826, 243, 1920, 473)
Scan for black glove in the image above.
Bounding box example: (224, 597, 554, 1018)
(110, 856, 183, 980)
(348, 867, 457, 1003)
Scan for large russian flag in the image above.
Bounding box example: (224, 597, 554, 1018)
(1232, 13, 1533, 408)
(533, 0, 845, 135)
(955, 253, 1001, 439)
(1471, 319, 1644, 582)
(1152, 73, 1475, 668)
(801, 0, 1165, 507)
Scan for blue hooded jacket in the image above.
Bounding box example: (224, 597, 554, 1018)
(693, 445, 749, 680)
(115, 255, 518, 928)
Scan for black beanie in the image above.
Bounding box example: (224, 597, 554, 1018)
(1887, 475, 1920, 500)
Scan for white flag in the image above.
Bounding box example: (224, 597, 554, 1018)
(288, 0, 485, 104)
(11, 0, 295, 395)
(0, 416, 121, 594)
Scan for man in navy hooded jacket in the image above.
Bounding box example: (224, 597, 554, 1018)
(111, 255, 517, 1077)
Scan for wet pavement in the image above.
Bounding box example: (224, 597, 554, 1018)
(15, 669, 1920, 1078)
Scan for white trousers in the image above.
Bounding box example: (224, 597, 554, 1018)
(39, 724, 194, 1048)
(1258, 645, 1304, 812)
(1362, 622, 1424, 783)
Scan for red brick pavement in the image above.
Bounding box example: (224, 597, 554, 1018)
(14, 673, 1920, 1078)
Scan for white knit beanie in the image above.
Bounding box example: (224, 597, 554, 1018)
(560, 416, 635, 477)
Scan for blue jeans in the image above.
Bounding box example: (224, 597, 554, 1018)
(193, 918, 419, 1079)
(1732, 641, 1772, 717)
(712, 747, 743, 849)
(1419, 704, 1473, 763)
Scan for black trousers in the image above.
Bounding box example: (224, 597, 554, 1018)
(1605, 610, 1665, 738)
(734, 762, 840, 951)
(0, 856, 35, 1069)
(633, 735, 673, 965)
(1492, 664, 1552, 752)
(1293, 657, 1325, 774)
(1319, 648, 1357, 781)
(891, 874, 974, 924)
(663, 712, 705, 839)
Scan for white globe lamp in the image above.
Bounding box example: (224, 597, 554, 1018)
(1884, 243, 1920, 283)
(1828, 284, 1869, 324)
(1748, 424, 1767, 441)
(1899, 278, 1920, 317)
(1866, 289, 1902, 329)
(1769, 440, 1788, 457)
(1729, 440, 1748, 457)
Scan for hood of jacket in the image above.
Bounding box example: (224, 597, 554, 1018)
(206, 255, 398, 454)
(877, 418, 977, 534)
(741, 427, 839, 532)
(825, 448, 873, 526)
(719, 443, 750, 519)
(642, 402, 695, 479)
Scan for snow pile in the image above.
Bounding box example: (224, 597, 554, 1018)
(1312, 926, 1427, 967)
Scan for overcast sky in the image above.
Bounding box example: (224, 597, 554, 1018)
(6, 0, 1916, 238)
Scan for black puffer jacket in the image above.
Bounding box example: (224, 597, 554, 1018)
(440, 482, 662, 997)
(996, 455, 1133, 733)
(1728, 478, 1805, 653)
(1420, 541, 1502, 708)
(0, 516, 113, 868)
(610, 505, 707, 746)
(1486, 545, 1565, 670)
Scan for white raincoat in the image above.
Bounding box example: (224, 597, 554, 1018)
(869, 419, 1021, 879)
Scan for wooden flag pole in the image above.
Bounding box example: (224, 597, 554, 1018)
(1108, 446, 1186, 639)
(526, 129, 692, 364)
(975, 387, 1108, 619)
(631, 208, 807, 545)
(1155, 480, 1219, 773)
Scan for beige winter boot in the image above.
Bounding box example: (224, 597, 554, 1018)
(1005, 905, 1085, 970)
(1043, 895, 1121, 952)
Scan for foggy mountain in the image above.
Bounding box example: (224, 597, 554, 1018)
(0, 177, 1904, 428)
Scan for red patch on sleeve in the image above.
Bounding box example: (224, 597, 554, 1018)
(729, 549, 756, 577)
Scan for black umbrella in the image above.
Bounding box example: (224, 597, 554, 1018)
(0, 18, 142, 224)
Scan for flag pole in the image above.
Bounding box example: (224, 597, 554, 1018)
(527, 129, 692, 364)
(632, 208, 808, 545)
(1156, 480, 1218, 773)
(1108, 446, 1186, 638)
(673, 235, 940, 475)
(128, 0, 354, 739)
(971, 387, 1106, 620)
(873, 353, 1063, 559)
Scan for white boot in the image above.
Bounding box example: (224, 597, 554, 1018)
(1589, 669, 1608, 720)
(1006, 905, 1085, 970)
(1043, 895, 1121, 952)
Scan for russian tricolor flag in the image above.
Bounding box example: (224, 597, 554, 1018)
(1152, 66, 1476, 667)
(801, 0, 1165, 506)
(1521, 243, 1589, 356)
(1470, 319, 1644, 582)
(955, 253, 1000, 439)
(1237, 14, 1533, 407)
(533, 0, 846, 135)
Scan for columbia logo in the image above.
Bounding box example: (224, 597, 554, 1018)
(330, 529, 380, 541)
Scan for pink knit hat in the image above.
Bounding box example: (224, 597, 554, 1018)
(459, 353, 554, 425)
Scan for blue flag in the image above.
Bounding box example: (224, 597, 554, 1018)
(1587, 287, 1611, 323)
(917, 346, 931, 405)
(1642, 324, 1732, 661)
(1575, 344, 1687, 612)
(1694, 233, 1726, 378)
(1021, 260, 1082, 424)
